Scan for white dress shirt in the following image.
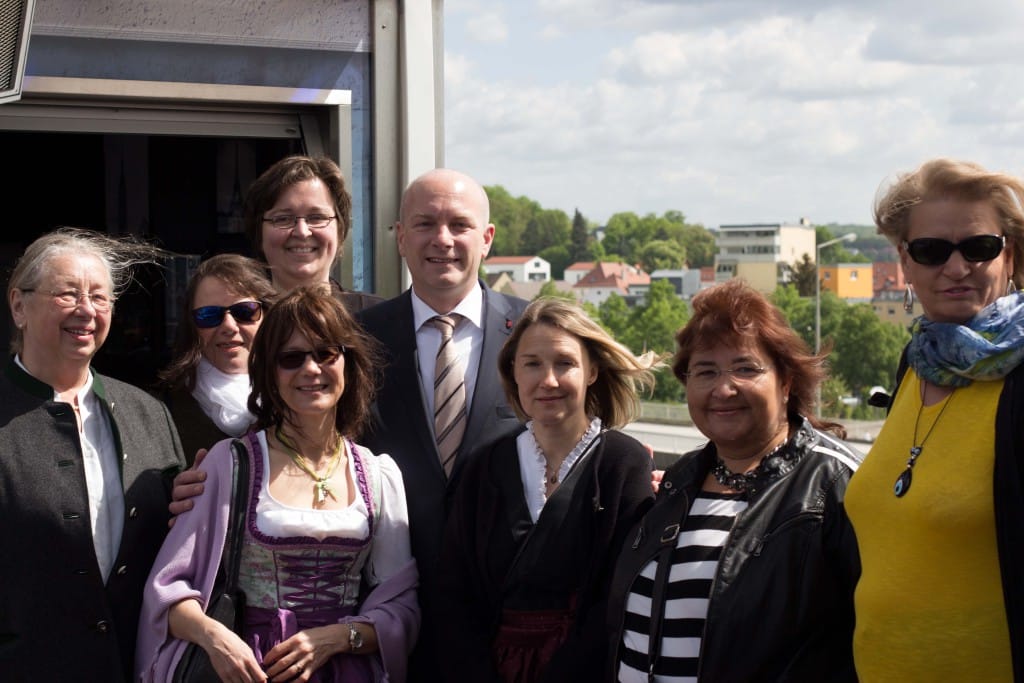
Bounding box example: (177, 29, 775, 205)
(410, 283, 485, 437)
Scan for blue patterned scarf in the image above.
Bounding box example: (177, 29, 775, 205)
(907, 292, 1024, 387)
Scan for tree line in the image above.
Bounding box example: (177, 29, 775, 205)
(497, 187, 910, 418)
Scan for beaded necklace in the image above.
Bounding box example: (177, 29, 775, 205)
(710, 439, 791, 494)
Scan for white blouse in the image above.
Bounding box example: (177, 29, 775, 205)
(252, 430, 412, 585)
(517, 417, 602, 523)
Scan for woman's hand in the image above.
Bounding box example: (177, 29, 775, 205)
(169, 599, 266, 682)
(263, 623, 376, 682)
(203, 620, 267, 683)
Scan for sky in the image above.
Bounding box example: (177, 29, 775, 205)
(443, 0, 1024, 230)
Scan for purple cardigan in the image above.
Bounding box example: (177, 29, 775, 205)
(135, 434, 420, 682)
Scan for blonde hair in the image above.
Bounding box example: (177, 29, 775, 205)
(498, 297, 661, 428)
(874, 158, 1024, 285)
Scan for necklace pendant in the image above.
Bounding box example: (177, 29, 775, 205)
(315, 481, 327, 505)
(894, 467, 913, 497)
(909, 446, 922, 458)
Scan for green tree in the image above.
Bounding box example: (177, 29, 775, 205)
(788, 253, 818, 297)
(816, 226, 868, 264)
(677, 224, 717, 267)
(638, 239, 687, 272)
(624, 280, 689, 402)
(831, 304, 910, 398)
(534, 280, 576, 301)
(570, 208, 590, 262)
(485, 185, 529, 255)
(539, 244, 571, 280)
(521, 208, 571, 254)
(597, 292, 631, 342)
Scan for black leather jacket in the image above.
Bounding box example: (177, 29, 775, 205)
(606, 418, 862, 682)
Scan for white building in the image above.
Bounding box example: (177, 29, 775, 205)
(482, 255, 551, 282)
(714, 219, 817, 293)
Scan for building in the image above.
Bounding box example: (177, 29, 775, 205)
(482, 255, 551, 282)
(573, 261, 650, 306)
(871, 261, 921, 327)
(649, 268, 703, 300)
(0, 0, 443, 387)
(714, 220, 817, 293)
(819, 263, 873, 301)
(564, 261, 596, 285)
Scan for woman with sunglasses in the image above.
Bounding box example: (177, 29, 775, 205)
(846, 158, 1024, 682)
(138, 285, 419, 683)
(159, 254, 275, 464)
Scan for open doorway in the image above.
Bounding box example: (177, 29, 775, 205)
(0, 130, 298, 389)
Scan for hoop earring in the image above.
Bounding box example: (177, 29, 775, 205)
(903, 284, 915, 313)
(1008, 279, 1018, 296)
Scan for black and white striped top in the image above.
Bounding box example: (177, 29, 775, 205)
(618, 492, 748, 683)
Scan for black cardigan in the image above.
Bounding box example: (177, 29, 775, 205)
(436, 429, 654, 683)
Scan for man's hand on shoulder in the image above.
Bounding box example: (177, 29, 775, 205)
(168, 448, 208, 528)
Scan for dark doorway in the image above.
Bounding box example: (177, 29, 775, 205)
(0, 131, 299, 390)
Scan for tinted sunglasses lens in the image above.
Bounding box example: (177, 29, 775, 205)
(907, 239, 954, 265)
(276, 346, 343, 370)
(277, 351, 308, 369)
(192, 306, 226, 328)
(229, 301, 262, 323)
(960, 235, 1005, 262)
(312, 346, 342, 365)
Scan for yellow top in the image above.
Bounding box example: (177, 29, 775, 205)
(846, 370, 1011, 682)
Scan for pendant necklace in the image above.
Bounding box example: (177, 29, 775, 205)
(276, 427, 344, 505)
(894, 384, 955, 498)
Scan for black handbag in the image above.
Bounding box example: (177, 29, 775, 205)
(172, 439, 250, 683)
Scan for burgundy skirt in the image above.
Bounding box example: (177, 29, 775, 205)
(492, 607, 573, 683)
(245, 606, 375, 683)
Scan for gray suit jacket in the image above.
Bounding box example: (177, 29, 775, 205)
(0, 358, 186, 683)
(358, 284, 528, 683)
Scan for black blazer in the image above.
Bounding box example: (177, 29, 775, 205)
(358, 284, 528, 682)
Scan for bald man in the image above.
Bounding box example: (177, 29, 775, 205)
(358, 169, 528, 682)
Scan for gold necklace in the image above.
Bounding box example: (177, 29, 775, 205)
(276, 427, 344, 505)
(894, 383, 955, 498)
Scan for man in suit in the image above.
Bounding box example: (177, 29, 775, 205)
(358, 168, 528, 682)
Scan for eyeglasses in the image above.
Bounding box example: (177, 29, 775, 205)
(192, 301, 263, 329)
(683, 364, 770, 389)
(902, 234, 1006, 266)
(276, 345, 345, 370)
(21, 288, 114, 312)
(262, 214, 337, 230)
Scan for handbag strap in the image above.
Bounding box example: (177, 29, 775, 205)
(223, 438, 250, 594)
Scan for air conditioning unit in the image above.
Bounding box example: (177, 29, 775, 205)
(0, 0, 34, 104)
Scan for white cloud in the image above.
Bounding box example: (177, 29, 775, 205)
(444, 0, 1024, 227)
(465, 11, 510, 43)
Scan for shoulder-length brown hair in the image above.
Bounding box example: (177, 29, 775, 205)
(247, 284, 380, 439)
(498, 297, 660, 429)
(672, 279, 845, 437)
(159, 253, 276, 391)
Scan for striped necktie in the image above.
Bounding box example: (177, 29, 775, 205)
(429, 314, 467, 477)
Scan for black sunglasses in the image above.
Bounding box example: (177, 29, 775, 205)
(276, 345, 345, 370)
(903, 234, 1006, 266)
(192, 301, 263, 329)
